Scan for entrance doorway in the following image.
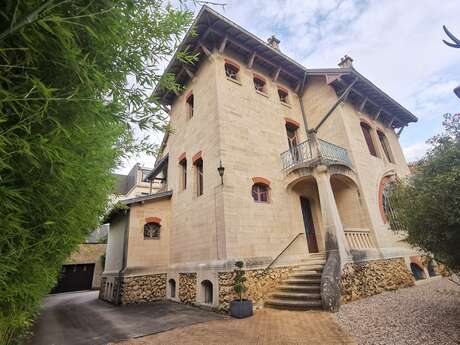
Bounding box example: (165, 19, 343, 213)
(300, 197, 319, 253)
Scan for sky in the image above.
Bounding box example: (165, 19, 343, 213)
(118, 0, 460, 173)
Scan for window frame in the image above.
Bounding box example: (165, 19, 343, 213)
(194, 158, 204, 197)
(360, 122, 378, 157)
(144, 222, 161, 240)
(179, 158, 187, 190)
(224, 61, 240, 81)
(252, 183, 270, 203)
(377, 130, 394, 163)
(253, 74, 267, 94)
(277, 88, 289, 104)
(186, 93, 194, 119)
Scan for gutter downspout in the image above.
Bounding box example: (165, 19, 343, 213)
(298, 71, 309, 135)
(116, 210, 130, 305)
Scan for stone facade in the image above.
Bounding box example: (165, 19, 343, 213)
(120, 273, 166, 304)
(218, 266, 293, 310)
(341, 258, 415, 303)
(179, 273, 197, 304)
(67, 243, 106, 289)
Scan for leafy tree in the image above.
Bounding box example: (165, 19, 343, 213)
(0, 1, 193, 343)
(390, 113, 460, 272)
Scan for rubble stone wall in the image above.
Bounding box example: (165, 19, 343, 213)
(179, 273, 197, 304)
(218, 266, 293, 310)
(120, 273, 166, 304)
(341, 258, 414, 303)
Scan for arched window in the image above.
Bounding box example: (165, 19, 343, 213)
(252, 183, 269, 203)
(169, 279, 176, 298)
(377, 130, 394, 163)
(201, 280, 213, 304)
(278, 88, 289, 104)
(253, 75, 266, 93)
(360, 122, 377, 157)
(144, 222, 161, 239)
(380, 179, 403, 231)
(224, 61, 239, 80)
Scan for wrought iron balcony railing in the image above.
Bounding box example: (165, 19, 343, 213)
(280, 133, 352, 170)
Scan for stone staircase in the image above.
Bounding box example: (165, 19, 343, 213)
(265, 253, 326, 310)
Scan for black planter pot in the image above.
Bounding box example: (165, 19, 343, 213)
(229, 299, 253, 318)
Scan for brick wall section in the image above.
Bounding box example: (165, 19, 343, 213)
(341, 258, 414, 303)
(179, 273, 197, 304)
(218, 266, 293, 311)
(121, 273, 166, 304)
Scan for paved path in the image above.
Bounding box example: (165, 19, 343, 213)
(336, 277, 460, 345)
(27, 290, 224, 345)
(111, 309, 356, 345)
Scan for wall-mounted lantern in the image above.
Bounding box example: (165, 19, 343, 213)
(217, 160, 225, 185)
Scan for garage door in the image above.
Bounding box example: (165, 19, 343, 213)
(51, 264, 95, 293)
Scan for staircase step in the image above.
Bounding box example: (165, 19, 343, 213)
(265, 298, 322, 310)
(300, 259, 326, 264)
(278, 284, 321, 292)
(290, 272, 322, 278)
(270, 291, 321, 300)
(293, 265, 324, 272)
(284, 278, 321, 285)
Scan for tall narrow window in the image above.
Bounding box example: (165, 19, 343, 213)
(194, 158, 203, 197)
(286, 123, 299, 161)
(278, 88, 289, 104)
(186, 93, 194, 119)
(360, 122, 377, 157)
(224, 62, 239, 80)
(377, 130, 394, 163)
(179, 158, 187, 190)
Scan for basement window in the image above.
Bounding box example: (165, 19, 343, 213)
(278, 88, 289, 104)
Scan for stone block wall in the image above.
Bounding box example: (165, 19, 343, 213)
(120, 273, 166, 304)
(179, 273, 197, 304)
(341, 258, 414, 303)
(218, 266, 293, 310)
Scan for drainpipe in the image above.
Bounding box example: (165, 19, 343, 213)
(298, 71, 309, 135)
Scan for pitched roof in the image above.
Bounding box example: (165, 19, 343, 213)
(155, 5, 417, 127)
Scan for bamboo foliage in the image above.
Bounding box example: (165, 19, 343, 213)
(0, 1, 193, 343)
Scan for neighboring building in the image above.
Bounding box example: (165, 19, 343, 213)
(52, 164, 155, 294)
(100, 7, 431, 309)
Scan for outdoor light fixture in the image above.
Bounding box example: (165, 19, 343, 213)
(217, 160, 225, 185)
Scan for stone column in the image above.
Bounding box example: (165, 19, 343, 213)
(314, 165, 348, 263)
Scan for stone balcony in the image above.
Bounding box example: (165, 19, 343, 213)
(280, 131, 352, 172)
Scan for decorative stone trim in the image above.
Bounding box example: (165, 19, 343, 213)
(341, 258, 414, 303)
(224, 58, 240, 70)
(120, 273, 166, 304)
(218, 266, 293, 311)
(192, 151, 202, 164)
(284, 117, 300, 128)
(145, 216, 161, 224)
(251, 176, 271, 186)
(179, 273, 197, 304)
(177, 152, 186, 162)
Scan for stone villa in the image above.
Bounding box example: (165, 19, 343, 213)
(100, 6, 433, 310)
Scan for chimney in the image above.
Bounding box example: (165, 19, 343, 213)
(338, 55, 353, 68)
(267, 35, 280, 50)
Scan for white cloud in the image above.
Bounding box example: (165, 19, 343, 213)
(403, 141, 429, 162)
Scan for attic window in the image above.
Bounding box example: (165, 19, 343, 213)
(253, 76, 266, 93)
(225, 62, 239, 80)
(278, 88, 289, 104)
(144, 222, 161, 239)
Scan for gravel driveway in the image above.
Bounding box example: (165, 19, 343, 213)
(335, 277, 460, 345)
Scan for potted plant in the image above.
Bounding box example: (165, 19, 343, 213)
(229, 261, 253, 318)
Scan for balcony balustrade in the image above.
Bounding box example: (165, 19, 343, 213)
(280, 133, 352, 170)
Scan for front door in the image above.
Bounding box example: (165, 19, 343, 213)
(300, 197, 319, 253)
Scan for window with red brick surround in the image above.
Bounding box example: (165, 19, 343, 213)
(224, 60, 240, 80)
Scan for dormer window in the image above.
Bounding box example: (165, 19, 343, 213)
(278, 88, 289, 104)
(253, 76, 266, 93)
(225, 61, 239, 80)
(186, 93, 194, 119)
